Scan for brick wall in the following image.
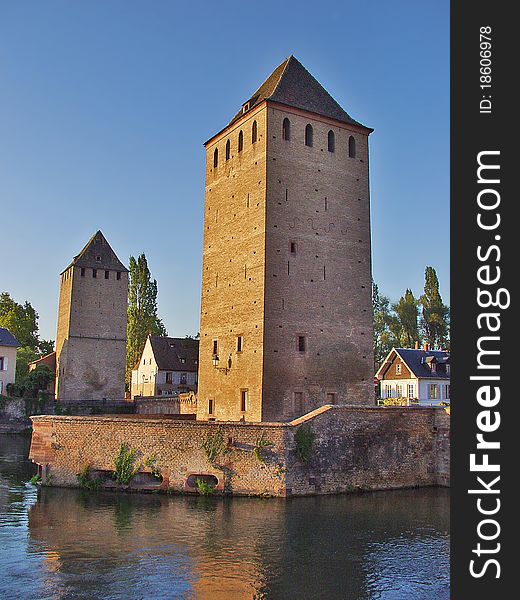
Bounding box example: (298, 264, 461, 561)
(30, 406, 449, 496)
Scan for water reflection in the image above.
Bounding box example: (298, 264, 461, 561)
(1, 434, 449, 599)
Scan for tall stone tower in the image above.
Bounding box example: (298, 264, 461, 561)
(197, 56, 373, 422)
(55, 231, 129, 402)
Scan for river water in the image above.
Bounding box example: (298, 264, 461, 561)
(0, 433, 449, 599)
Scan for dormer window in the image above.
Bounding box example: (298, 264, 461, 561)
(242, 102, 250, 113)
(96, 255, 102, 261)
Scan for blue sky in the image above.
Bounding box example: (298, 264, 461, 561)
(0, 0, 449, 342)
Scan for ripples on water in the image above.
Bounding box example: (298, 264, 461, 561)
(0, 434, 449, 599)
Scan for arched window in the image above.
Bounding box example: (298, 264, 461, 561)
(225, 140, 230, 161)
(238, 130, 244, 153)
(252, 120, 257, 144)
(348, 135, 356, 158)
(328, 130, 335, 153)
(305, 124, 313, 147)
(282, 118, 291, 141)
(213, 148, 218, 168)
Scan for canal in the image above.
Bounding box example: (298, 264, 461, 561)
(0, 433, 449, 599)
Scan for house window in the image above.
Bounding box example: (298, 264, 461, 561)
(327, 130, 335, 152)
(0, 357, 5, 370)
(237, 336, 243, 352)
(294, 391, 304, 413)
(238, 130, 244, 152)
(225, 139, 230, 160)
(348, 136, 356, 158)
(428, 384, 439, 400)
(408, 384, 414, 398)
(213, 148, 218, 168)
(116, 271, 121, 280)
(305, 124, 313, 147)
(396, 384, 403, 398)
(252, 120, 257, 143)
(445, 385, 451, 399)
(80, 268, 85, 277)
(282, 118, 290, 140)
(105, 270, 109, 279)
(166, 372, 173, 383)
(326, 392, 337, 404)
(180, 373, 187, 385)
(179, 358, 186, 364)
(385, 384, 392, 398)
(208, 398, 214, 415)
(396, 364, 401, 375)
(240, 389, 248, 412)
(298, 336, 306, 352)
(92, 269, 97, 278)
(212, 339, 218, 355)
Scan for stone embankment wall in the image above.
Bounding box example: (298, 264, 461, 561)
(29, 405, 450, 497)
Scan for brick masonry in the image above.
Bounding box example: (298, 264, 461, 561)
(198, 101, 373, 423)
(30, 406, 449, 497)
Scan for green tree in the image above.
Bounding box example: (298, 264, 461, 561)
(0, 292, 55, 382)
(126, 254, 167, 386)
(419, 267, 450, 349)
(372, 281, 399, 369)
(393, 289, 420, 348)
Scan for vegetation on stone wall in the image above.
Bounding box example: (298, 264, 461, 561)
(202, 428, 225, 464)
(195, 478, 215, 495)
(77, 465, 102, 491)
(114, 444, 141, 485)
(294, 424, 315, 464)
(253, 432, 274, 463)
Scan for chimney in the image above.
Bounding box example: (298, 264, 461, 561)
(414, 341, 419, 350)
(423, 343, 429, 351)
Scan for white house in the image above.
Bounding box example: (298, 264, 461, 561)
(0, 327, 20, 396)
(131, 336, 199, 399)
(376, 346, 450, 407)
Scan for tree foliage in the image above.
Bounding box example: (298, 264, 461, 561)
(420, 267, 450, 349)
(0, 292, 55, 382)
(393, 289, 420, 348)
(126, 254, 167, 386)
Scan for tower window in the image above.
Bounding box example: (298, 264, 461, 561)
(238, 130, 244, 153)
(326, 392, 337, 405)
(104, 270, 109, 279)
(225, 139, 230, 160)
(252, 120, 257, 144)
(328, 130, 335, 153)
(305, 124, 313, 147)
(348, 136, 356, 158)
(282, 118, 290, 141)
(92, 269, 97, 278)
(298, 336, 306, 352)
(208, 398, 214, 415)
(80, 268, 85, 277)
(240, 389, 248, 412)
(237, 335, 243, 352)
(116, 271, 121, 280)
(290, 241, 297, 254)
(213, 148, 218, 168)
(213, 339, 218, 355)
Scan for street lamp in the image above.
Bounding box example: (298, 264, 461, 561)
(212, 354, 231, 374)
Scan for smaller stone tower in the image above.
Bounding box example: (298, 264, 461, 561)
(55, 231, 129, 402)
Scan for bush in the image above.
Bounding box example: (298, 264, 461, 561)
(196, 478, 215, 496)
(202, 428, 224, 464)
(29, 474, 41, 486)
(77, 464, 102, 491)
(114, 444, 140, 485)
(253, 432, 274, 463)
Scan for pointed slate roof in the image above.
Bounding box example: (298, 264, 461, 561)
(0, 327, 20, 348)
(227, 55, 369, 129)
(61, 230, 128, 274)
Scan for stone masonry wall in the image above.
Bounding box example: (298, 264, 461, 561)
(30, 406, 449, 496)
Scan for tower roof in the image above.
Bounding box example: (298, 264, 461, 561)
(227, 55, 370, 130)
(61, 230, 128, 274)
